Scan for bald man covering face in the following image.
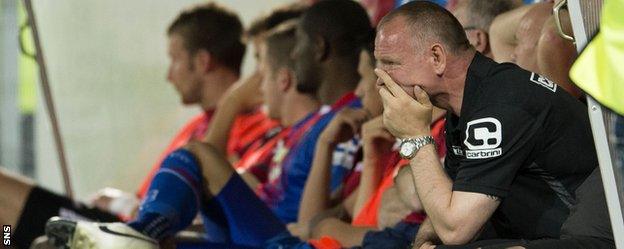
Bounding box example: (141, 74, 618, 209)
(374, 2, 600, 248)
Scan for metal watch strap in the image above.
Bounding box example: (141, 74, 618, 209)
(404, 136, 435, 147)
(402, 135, 435, 159)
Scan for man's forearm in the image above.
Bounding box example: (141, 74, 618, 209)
(410, 144, 455, 235)
(411, 144, 499, 245)
(342, 187, 359, 217)
(204, 102, 244, 156)
(353, 155, 384, 217)
(298, 141, 336, 223)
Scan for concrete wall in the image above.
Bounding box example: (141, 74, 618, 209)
(33, 0, 292, 200)
(0, 0, 20, 173)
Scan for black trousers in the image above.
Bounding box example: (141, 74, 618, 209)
(13, 186, 120, 249)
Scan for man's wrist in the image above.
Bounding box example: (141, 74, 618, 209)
(400, 129, 431, 140)
(399, 134, 435, 160)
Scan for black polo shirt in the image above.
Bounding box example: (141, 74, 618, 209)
(444, 52, 597, 239)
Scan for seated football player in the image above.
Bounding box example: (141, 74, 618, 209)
(0, 3, 248, 248)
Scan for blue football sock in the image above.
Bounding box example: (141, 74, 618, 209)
(128, 149, 203, 240)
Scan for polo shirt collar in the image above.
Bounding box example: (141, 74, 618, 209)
(460, 52, 497, 117)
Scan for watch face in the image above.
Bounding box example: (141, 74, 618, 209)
(400, 141, 417, 157)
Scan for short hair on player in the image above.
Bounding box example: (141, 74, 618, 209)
(264, 20, 298, 73)
(379, 1, 471, 54)
(168, 2, 245, 74)
(246, 3, 306, 40)
(300, 0, 374, 60)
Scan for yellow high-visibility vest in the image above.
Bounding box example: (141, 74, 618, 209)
(570, 0, 624, 115)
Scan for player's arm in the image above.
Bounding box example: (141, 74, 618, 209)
(408, 144, 500, 245)
(353, 116, 395, 216)
(203, 71, 263, 155)
(342, 186, 359, 218)
(298, 108, 368, 223)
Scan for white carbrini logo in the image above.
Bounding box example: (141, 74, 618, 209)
(464, 117, 502, 159)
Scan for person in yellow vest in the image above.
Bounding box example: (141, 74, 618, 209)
(570, 0, 624, 115)
(570, 2, 624, 244)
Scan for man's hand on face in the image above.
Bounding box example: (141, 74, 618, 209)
(221, 70, 264, 112)
(319, 108, 369, 146)
(361, 116, 395, 160)
(375, 69, 433, 139)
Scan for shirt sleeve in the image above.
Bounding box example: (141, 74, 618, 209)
(329, 138, 361, 192)
(452, 104, 538, 198)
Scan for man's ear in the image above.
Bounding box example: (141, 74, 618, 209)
(474, 30, 490, 55)
(314, 35, 330, 62)
(194, 49, 213, 73)
(276, 67, 292, 92)
(431, 43, 446, 76)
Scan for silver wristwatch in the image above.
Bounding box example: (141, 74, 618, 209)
(398, 136, 435, 159)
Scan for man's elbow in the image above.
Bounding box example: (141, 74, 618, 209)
(434, 217, 479, 245)
(437, 226, 478, 246)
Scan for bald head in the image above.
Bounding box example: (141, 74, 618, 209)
(512, 2, 552, 73)
(454, 0, 523, 32)
(379, 1, 471, 54)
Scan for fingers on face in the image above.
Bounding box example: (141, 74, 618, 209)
(375, 69, 409, 114)
(374, 68, 408, 99)
(413, 85, 432, 106)
(378, 86, 393, 108)
(374, 68, 433, 109)
(374, 69, 390, 92)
